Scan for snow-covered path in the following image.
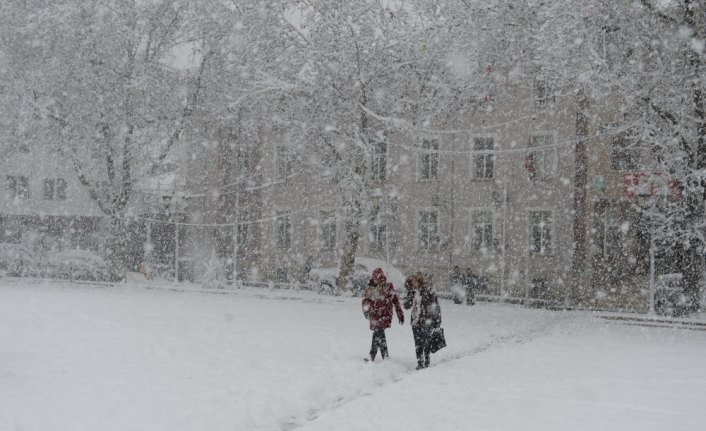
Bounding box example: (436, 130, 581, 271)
(1, 281, 705, 431)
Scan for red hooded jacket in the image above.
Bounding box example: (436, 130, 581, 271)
(362, 269, 404, 331)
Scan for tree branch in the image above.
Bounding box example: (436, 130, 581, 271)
(639, 0, 679, 25)
(151, 48, 212, 173)
(642, 96, 679, 126)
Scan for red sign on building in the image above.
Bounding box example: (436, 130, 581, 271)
(624, 172, 681, 198)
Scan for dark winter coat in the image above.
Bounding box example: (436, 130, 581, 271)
(362, 281, 404, 331)
(403, 287, 441, 329)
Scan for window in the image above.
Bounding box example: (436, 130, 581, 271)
(473, 137, 494, 179)
(419, 139, 439, 180)
(43, 179, 55, 200)
(42, 178, 67, 200)
(534, 79, 554, 107)
(276, 145, 293, 182)
(0, 216, 21, 243)
(529, 211, 552, 255)
(369, 205, 387, 251)
(599, 25, 631, 71)
(371, 142, 387, 181)
(611, 133, 639, 171)
(472, 210, 493, 252)
(275, 211, 292, 249)
(418, 209, 439, 250)
(529, 135, 556, 179)
(7, 176, 29, 199)
(7, 176, 16, 198)
(235, 145, 251, 175)
(56, 179, 66, 200)
(320, 211, 336, 251)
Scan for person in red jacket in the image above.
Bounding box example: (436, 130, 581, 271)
(362, 267, 404, 362)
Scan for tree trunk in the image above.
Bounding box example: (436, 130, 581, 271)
(683, 0, 706, 311)
(570, 88, 590, 306)
(215, 128, 236, 284)
(336, 102, 371, 293)
(337, 212, 362, 293)
(106, 216, 131, 272)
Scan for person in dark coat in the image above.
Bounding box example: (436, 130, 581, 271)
(403, 272, 442, 369)
(362, 267, 404, 362)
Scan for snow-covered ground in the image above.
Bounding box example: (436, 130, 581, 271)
(1, 279, 705, 431)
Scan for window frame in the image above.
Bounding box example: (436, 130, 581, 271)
(7, 176, 30, 200)
(528, 210, 553, 255)
(235, 144, 251, 176)
(275, 144, 293, 182)
(418, 139, 440, 181)
(599, 205, 624, 259)
(370, 141, 387, 181)
(43, 178, 55, 200)
(418, 208, 440, 251)
(18, 176, 29, 199)
(56, 178, 67, 201)
(533, 78, 555, 108)
(472, 136, 495, 180)
(368, 204, 387, 252)
(528, 134, 557, 179)
(470, 209, 494, 253)
(7, 176, 17, 199)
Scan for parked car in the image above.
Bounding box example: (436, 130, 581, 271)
(0, 243, 36, 277)
(41, 249, 125, 282)
(654, 273, 689, 317)
(308, 257, 405, 296)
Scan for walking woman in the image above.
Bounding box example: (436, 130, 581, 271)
(403, 272, 442, 370)
(362, 268, 404, 362)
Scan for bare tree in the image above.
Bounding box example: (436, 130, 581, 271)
(1, 0, 213, 269)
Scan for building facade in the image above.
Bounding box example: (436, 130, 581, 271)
(0, 145, 104, 251)
(184, 73, 596, 306)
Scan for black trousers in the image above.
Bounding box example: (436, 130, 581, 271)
(369, 329, 388, 360)
(412, 325, 432, 367)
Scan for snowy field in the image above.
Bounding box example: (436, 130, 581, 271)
(2, 280, 706, 431)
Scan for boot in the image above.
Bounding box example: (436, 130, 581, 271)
(416, 354, 425, 370)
